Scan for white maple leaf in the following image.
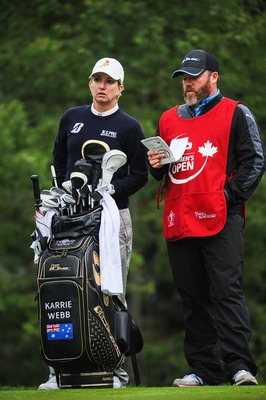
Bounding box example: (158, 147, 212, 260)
(198, 140, 218, 157)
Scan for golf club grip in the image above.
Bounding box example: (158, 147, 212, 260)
(31, 174, 42, 208)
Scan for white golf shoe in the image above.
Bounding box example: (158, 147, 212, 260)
(233, 370, 258, 385)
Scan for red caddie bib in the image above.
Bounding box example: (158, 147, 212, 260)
(159, 98, 238, 241)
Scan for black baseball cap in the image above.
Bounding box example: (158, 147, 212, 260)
(172, 49, 219, 78)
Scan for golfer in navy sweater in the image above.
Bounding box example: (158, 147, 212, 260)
(39, 57, 148, 390)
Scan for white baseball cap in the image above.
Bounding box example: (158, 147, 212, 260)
(90, 57, 124, 83)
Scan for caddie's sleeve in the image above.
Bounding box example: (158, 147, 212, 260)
(224, 104, 265, 204)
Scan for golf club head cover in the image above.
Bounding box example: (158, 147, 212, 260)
(81, 140, 110, 191)
(70, 172, 88, 203)
(101, 149, 127, 188)
(81, 140, 110, 164)
(70, 172, 88, 189)
(74, 159, 94, 184)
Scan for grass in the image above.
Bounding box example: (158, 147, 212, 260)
(0, 386, 266, 400)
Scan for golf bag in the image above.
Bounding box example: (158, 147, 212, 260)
(31, 141, 143, 389)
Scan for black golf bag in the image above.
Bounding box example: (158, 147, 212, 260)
(35, 205, 143, 388)
(31, 141, 143, 389)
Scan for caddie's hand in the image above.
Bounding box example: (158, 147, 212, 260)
(147, 150, 165, 169)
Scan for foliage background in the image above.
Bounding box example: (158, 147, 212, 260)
(0, 0, 265, 387)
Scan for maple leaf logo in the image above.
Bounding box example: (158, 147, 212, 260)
(198, 140, 218, 157)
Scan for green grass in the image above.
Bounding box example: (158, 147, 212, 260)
(0, 386, 266, 400)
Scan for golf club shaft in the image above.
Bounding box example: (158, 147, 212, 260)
(51, 165, 58, 188)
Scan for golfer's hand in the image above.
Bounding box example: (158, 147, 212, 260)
(147, 150, 165, 169)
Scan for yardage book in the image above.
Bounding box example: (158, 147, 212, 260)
(141, 136, 188, 165)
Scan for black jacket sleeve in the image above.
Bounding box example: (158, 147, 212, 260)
(224, 104, 265, 207)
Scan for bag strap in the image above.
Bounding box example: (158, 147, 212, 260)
(129, 345, 141, 386)
(127, 317, 143, 386)
(113, 297, 143, 386)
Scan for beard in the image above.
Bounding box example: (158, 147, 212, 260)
(183, 79, 212, 106)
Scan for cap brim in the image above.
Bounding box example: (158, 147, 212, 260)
(89, 69, 122, 82)
(172, 67, 205, 78)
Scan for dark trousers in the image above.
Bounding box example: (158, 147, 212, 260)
(167, 214, 258, 384)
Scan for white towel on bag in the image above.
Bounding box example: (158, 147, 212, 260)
(99, 193, 123, 296)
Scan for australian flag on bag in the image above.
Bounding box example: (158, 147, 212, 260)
(47, 323, 74, 340)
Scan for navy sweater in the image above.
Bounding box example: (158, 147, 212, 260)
(53, 105, 148, 209)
